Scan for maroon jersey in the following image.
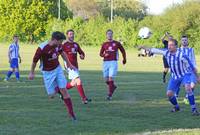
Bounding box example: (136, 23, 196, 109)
(62, 41, 85, 69)
(33, 42, 63, 71)
(100, 40, 126, 61)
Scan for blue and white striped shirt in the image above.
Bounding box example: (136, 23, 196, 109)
(151, 48, 195, 79)
(9, 43, 19, 59)
(178, 47, 196, 69)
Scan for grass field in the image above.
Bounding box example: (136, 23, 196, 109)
(1, 43, 200, 135)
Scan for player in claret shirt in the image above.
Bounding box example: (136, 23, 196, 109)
(29, 31, 77, 121)
(62, 29, 91, 104)
(100, 29, 127, 100)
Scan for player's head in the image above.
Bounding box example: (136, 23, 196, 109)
(181, 35, 188, 47)
(66, 29, 74, 42)
(106, 29, 113, 41)
(13, 35, 19, 43)
(168, 38, 178, 52)
(51, 31, 66, 46)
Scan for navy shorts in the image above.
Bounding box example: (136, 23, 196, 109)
(10, 58, 19, 68)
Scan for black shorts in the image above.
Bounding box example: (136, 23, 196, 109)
(162, 56, 169, 68)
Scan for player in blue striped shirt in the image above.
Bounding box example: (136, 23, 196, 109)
(139, 38, 200, 115)
(175, 35, 197, 104)
(4, 35, 21, 82)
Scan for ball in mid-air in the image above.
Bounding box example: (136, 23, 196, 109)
(138, 27, 152, 39)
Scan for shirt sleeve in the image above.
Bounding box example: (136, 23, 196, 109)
(99, 44, 105, 57)
(33, 47, 42, 63)
(77, 44, 85, 56)
(9, 44, 14, 52)
(190, 48, 197, 68)
(150, 48, 167, 55)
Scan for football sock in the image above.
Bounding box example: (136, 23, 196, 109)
(6, 71, 13, 79)
(15, 71, 20, 80)
(66, 83, 73, 89)
(187, 91, 196, 110)
(77, 85, 87, 100)
(63, 98, 75, 118)
(169, 96, 178, 107)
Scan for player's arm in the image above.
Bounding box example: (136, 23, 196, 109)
(100, 44, 106, 57)
(61, 51, 76, 70)
(118, 44, 126, 64)
(138, 46, 166, 55)
(18, 49, 22, 63)
(8, 45, 13, 63)
(191, 48, 197, 68)
(77, 44, 85, 60)
(29, 47, 42, 80)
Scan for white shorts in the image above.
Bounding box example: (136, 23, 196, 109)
(103, 61, 118, 78)
(67, 68, 80, 80)
(42, 65, 67, 95)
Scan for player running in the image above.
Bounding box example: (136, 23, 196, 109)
(139, 38, 200, 115)
(4, 35, 22, 82)
(100, 29, 127, 100)
(62, 29, 91, 104)
(28, 31, 76, 121)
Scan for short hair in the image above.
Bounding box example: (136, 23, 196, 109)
(106, 29, 113, 34)
(66, 29, 74, 34)
(13, 35, 18, 38)
(168, 38, 178, 46)
(181, 35, 188, 38)
(51, 31, 66, 40)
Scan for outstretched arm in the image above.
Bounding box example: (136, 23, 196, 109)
(138, 45, 166, 55)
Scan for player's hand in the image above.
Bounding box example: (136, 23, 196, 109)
(122, 59, 126, 65)
(104, 53, 109, 57)
(80, 54, 85, 60)
(28, 72, 35, 80)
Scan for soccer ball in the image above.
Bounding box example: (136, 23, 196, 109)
(138, 27, 152, 39)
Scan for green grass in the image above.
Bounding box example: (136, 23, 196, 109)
(1, 44, 200, 135)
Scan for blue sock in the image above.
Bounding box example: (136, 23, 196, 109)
(169, 96, 178, 107)
(15, 72, 20, 80)
(187, 92, 196, 110)
(6, 71, 13, 79)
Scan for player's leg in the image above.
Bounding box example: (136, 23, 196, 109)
(13, 58, 20, 81)
(5, 68, 14, 81)
(56, 66, 76, 120)
(75, 77, 91, 104)
(5, 58, 16, 81)
(107, 61, 118, 100)
(167, 77, 180, 112)
(103, 61, 110, 99)
(162, 56, 169, 83)
(183, 74, 199, 115)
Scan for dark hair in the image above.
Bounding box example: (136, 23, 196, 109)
(51, 31, 66, 40)
(181, 35, 188, 38)
(168, 38, 178, 46)
(13, 35, 18, 38)
(66, 29, 74, 34)
(106, 29, 113, 34)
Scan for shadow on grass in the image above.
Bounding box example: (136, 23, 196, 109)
(0, 70, 200, 135)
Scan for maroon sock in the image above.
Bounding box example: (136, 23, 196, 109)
(77, 85, 87, 101)
(108, 81, 117, 97)
(66, 83, 74, 90)
(63, 98, 75, 118)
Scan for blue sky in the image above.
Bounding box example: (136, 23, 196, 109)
(142, 0, 184, 15)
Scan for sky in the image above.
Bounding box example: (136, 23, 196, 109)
(142, 0, 184, 15)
